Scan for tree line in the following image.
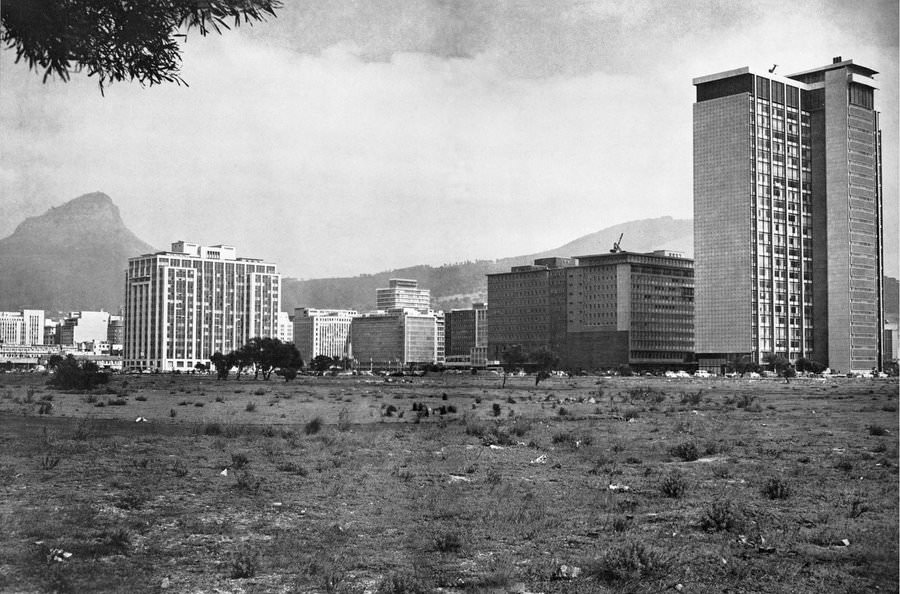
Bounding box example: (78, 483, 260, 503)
(210, 337, 302, 381)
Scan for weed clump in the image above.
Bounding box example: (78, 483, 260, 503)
(700, 499, 742, 532)
(245, 401, 257, 412)
(231, 452, 250, 469)
(669, 441, 699, 461)
(761, 477, 792, 500)
(867, 424, 888, 436)
(305, 417, 323, 435)
(433, 530, 463, 553)
(229, 547, 259, 578)
(375, 572, 428, 594)
(659, 471, 687, 498)
(587, 540, 668, 583)
(204, 423, 223, 436)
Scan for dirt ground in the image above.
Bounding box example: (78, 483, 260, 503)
(0, 372, 897, 593)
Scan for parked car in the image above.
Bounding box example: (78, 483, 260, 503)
(694, 370, 712, 378)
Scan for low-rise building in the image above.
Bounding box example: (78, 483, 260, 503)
(293, 308, 357, 363)
(0, 309, 46, 346)
(488, 251, 694, 370)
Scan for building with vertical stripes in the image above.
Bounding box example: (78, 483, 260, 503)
(487, 252, 694, 370)
(292, 308, 357, 363)
(124, 242, 281, 371)
(693, 58, 883, 373)
(0, 309, 45, 346)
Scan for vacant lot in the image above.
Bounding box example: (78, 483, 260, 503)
(0, 372, 897, 593)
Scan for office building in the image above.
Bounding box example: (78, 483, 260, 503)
(124, 242, 281, 371)
(293, 308, 357, 362)
(445, 303, 489, 367)
(351, 309, 438, 368)
(0, 309, 45, 346)
(488, 252, 693, 369)
(376, 279, 431, 313)
(693, 58, 883, 372)
(107, 315, 124, 346)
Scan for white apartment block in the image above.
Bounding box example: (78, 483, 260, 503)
(124, 241, 281, 371)
(59, 311, 111, 346)
(0, 309, 45, 346)
(293, 308, 357, 362)
(277, 311, 294, 344)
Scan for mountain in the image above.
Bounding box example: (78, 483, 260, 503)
(282, 217, 694, 312)
(0, 192, 156, 312)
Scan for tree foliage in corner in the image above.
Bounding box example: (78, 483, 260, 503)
(0, 0, 280, 89)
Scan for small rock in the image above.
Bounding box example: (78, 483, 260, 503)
(555, 564, 581, 579)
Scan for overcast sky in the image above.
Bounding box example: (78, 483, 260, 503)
(1, 0, 897, 278)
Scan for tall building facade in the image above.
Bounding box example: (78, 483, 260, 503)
(350, 309, 437, 368)
(292, 308, 357, 362)
(445, 303, 489, 367)
(124, 242, 281, 371)
(488, 252, 694, 370)
(694, 58, 883, 372)
(0, 310, 45, 346)
(375, 279, 431, 313)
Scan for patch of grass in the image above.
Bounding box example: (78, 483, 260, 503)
(229, 547, 259, 579)
(40, 453, 61, 470)
(669, 441, 699, 461)
(106, 397, 127, 406)
(234, 470, 262, 494)
(253, 389, 266, 396)
(587, 540, 669, 584)
(231, 452, 250, 469)
(433, 529, 463, 553)
(375, 572, 428, 594)
(204, 422, 223, 436)
(245, 401, 257, 412)
(761, 476, 792, 500)
(304, 417, 323, 435)
(659, 471, 687, 498)
(867, 424, 888, 436)
(700, 499, 742, 532)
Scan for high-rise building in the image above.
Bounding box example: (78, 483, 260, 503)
(488, 252, 694, 370)
(375, 279, 431, 313)
(292, 308, 357, 362)
(124, 242, 281, 371)
(693, 58, 884, 373)
(0, 309, 45, 346)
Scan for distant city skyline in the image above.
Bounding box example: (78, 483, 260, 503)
(1, 1, 896, 279)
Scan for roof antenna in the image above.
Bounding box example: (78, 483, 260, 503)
(768, 64, 778, 74)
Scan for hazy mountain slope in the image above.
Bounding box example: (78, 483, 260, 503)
(0, 192, 156, 312)
(282, 216, 694, 312)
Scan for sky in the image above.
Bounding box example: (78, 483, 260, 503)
(1, 0, 897, 279)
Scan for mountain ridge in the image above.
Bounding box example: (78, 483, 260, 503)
(0, 192, 157, 312)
